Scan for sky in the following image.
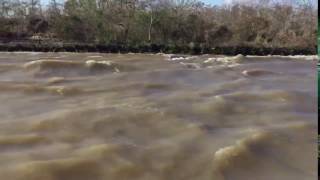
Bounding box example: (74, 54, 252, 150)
(200, 0, 225, 5)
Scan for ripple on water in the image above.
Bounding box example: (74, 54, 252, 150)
(212, 124, 317, 180)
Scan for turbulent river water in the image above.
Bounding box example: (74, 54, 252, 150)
(0, 52, 317, 180)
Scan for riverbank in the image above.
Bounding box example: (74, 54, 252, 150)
(0, 42, 316, 55)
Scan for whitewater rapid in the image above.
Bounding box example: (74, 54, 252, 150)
(0, 52, 317, 180)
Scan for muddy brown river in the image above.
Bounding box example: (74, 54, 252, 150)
(0, 52, 317, 180)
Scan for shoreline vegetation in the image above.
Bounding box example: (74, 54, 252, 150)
(0, 0, 317, 56)
(0, 42, 316, 55)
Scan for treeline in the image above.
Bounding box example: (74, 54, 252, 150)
(0, 0, 317, 49)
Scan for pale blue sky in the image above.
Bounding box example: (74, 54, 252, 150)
(201, 0, 224, 5)
(40, 0, 224, 6)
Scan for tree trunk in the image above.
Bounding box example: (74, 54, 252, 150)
(148, 12, 153, 43)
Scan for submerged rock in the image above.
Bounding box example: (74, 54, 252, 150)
(242, 69, 275, 76)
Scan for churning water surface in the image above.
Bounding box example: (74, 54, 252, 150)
(0, 52, 317, 180)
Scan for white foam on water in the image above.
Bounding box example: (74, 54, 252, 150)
(85, 60, 113, 67)
(163, 54, 198, 61)
(87, 55, 103, 58)
(246, 55, 318, 61)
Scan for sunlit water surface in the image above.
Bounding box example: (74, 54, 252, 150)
(0, 52, 317, 180)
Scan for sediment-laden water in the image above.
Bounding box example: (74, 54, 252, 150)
(0, 52, 317, 180)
